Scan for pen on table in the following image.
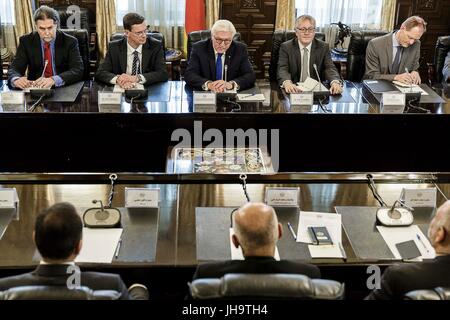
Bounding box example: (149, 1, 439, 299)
(239, 93, 255, 99)
(287, 222, 297, 240)
(416, 234, 429, 253)
(115, 239, 122, 259)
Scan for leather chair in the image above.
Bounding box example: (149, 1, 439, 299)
(0, 285, 121, 300)
(346, 30, 388, 82)
(55, 6, 97, 79)
(268, 30, 326, 82)
(428, 35, 450, 84)
(61, 29, 91, 80)
(110, 32, 166, 54)
(188, 273, 345, 300)
(404, 287, 450, 300)
(186, 30, 242, 61)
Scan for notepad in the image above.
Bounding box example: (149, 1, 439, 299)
(75, 228, 123, 263)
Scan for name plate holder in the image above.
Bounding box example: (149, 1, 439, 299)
(98, 92, 122, 113)
(290, 93, 313, 113)
(0, 188, 20, 220)
(1, 91, 25, 112)
(381, 93, 405, 114)
(265, 187, 300, 207)
(193, 91, 216, 113)
(125, 188, 160, 208)
(400, 187, 437, 208)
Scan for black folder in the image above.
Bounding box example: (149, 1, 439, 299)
(363, 79, 399, 93)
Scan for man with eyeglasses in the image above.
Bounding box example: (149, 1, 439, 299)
(7, 5, 83, 89)
(95, 13, 168, 89)
(277, 15, 343, 95)
(184, 19, 255, 92)
(364, 16, 427, 84)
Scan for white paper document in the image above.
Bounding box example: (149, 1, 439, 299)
(296, 211, 342, 244)
(75, 228, 123, 263)
(308, 243, 345, 259)
(296, 77, 328, 92)
(229, 228, 280, 260)
(393, 82, 429, 96)
(236, 93, 266, 101)
(113, 83, 144, 93)
(377, 225, 435, 260)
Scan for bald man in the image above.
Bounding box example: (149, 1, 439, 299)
(366, 200, 450, 300)
(192, 202, 320, 280)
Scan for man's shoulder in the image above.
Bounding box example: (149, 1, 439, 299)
(81, 271, 123, 283)
(18, 32, 38, 43)
(192, 39, 210, 50)
(280, 38, 296, 49)
(369, 32, 391, 45)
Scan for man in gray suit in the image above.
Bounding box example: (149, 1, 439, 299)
(364, 16, 427, 84)
(277, 15, 342, 95)
(443, 51, 450, 82)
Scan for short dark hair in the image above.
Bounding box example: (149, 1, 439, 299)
(33, 5, 60, 25)
(34, 202, 82, 260)
(123, 13, 145, 31)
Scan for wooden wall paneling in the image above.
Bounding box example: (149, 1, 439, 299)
(221, 0, 277, 79)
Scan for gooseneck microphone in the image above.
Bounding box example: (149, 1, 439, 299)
(313, 63, 329, 113)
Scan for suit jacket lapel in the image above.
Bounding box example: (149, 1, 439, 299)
(207, 40, 216, 80)
(142, 38, 151, 73)
(224, 42, 235, 80)
(291, 39, 301, 81)
(310, 40, 317, 80)
(54, 31, 63, 74)
(33, 32, 44, 76)
(119, 38, 128, 74)
(387, 33, 394, 73)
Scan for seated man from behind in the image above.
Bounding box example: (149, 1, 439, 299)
(366, 200, 450, 300)
(8, 5, 84, 89)
(192, 202, 320, 280)
(184, 19, 256, 92)
(364, 16, 427, 84)
(443, 50, 450, 82)
(95, 12, 168, 89)
(277, 15, 343, 95)
(0, 202, 148, 300)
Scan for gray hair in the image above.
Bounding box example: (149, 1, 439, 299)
(211, 19, 236, 37)
(295, 14, 316, 28)
(34, 5, 60, 25)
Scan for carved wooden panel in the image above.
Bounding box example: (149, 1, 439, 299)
(395, 0, 450, 79)
(221, 0, 277, 79)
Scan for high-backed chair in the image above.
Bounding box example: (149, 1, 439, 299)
(189, 273, 345, 300)
(404, 287, 450, 300)
(427, 35, 450, 84)
(55, 6, 97, 78)
(0, 285, 121, 300)
(186, 30, 242, 61)
(110, 32, 166, 54)
(268, 30, 326, 82)
(61, 29, 91, 80)
(346, 30, 388, 82)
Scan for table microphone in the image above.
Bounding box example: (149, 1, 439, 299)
(313, 63, 330, 112)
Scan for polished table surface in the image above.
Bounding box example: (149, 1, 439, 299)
(1, 80, 449, 114)
(0, 178, 448, 269)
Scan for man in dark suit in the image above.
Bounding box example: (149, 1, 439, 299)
(277, 15, 342, 95)
(184, 19, 256, 92)
(95, 13, 168, 89)
(364, 16, 427, 84)
(192, 202, 320, 280)
(366, 200, 450, 300)
(0, 202, 148, 300)
(7, 5, 83, 89)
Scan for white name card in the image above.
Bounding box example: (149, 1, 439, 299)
(401, 188, 437, 207)
(290, 92, 313, 106)
(265, 187, 300, 207)
(98, 105, 122, 113)
(382, 93, 405, 106)
(0, 188, 20, 220)
(98, 92, 122, 105)
(1, 91, 25, 105)
(125, 188, 160, 208)
(193, 92, 216, 105)
(381, 104, 405, 114)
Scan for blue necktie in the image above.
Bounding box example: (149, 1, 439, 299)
(392, 46, 403, 74)
(215, 53, 223, 80)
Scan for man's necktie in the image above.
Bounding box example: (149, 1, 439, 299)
(392, 46, 403, 74)
(300, 47, 309, 82)
(216, 53, 223, 80)
(44, 42, 53, 77)
(132, 50, 140, 75)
